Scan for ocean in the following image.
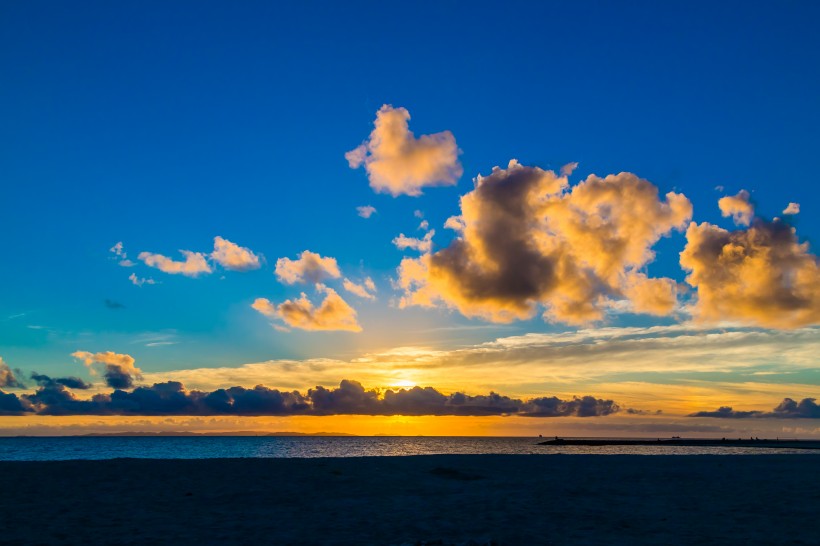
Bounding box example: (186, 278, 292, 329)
(1, 436, 818, 461)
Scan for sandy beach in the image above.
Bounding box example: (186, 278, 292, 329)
(1, 454, 818, 545)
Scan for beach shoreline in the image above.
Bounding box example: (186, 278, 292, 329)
(2, 454, 818, 545)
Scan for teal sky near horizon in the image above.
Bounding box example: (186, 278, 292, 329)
(1, 2, 819, 433)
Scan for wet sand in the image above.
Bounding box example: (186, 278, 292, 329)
(1, 454, 818, 545)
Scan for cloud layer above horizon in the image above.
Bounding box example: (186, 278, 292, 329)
(0, 377, 618, 418)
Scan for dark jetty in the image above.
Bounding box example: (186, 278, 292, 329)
(539, 438, 820, 450)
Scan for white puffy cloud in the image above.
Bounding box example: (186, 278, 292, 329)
(392, 230, 435, 254)
(718, 190, 754, 226)
(138, 250, 212, 277)
(252, 285, 361, 332)
(783, 202, 800, 215)
(343, 277, 377, 300)
(274, 251, 341, 285)
(356, 205, 377, 219)
(346, 105, 462, 196)
(680, 215, 820, 329)
(397, 160, 692, 324)
(210, 236, 261, 271)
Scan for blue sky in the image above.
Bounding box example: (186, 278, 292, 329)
(1, 2, 819, 433)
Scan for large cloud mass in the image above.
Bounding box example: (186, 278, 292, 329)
(346, 105, 462, 196)
(680, 216, 820, 329)
(397, 160, 692, 324)
(2, 378, 618, 417)
(253, 285, 362, 332)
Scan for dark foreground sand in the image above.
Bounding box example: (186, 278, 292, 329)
(2, 455, 819, 545)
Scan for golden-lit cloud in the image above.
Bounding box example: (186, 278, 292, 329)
(70, 351, 142, 389)
(138, 250, 212, 277)
(210, 236, 261, 271)
(274, 250, 341, 285)
(343, 277, 377, 300)
(132, 325, 818, 412)
(680, 216, 820, 328)
(783, 202, 800, 215)
(346, 105, 462, 196)
(253, 285, 361, 332)
(397, 160, 692, 324)
(392, 230, 434, 253)
(718, 190, 754, 226)
(0, 358, 25, 389)
(356, 205, 377, 218)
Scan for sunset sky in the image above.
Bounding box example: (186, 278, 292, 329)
(1, 1, 819, 436)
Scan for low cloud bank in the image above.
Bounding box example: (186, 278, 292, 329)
(0, 379, 618, 417)
(690, 398, 820, 419)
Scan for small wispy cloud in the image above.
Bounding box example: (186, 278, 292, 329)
(109, 242, 136, 267)
(356, 205, 377, 219)
(129, 273, 156, 287)
(783, 202, 800, 215)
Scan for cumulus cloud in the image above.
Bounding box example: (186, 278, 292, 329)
(680, 216, 820, 328)
(210, 236, 261, 271)
(0, 359, 25, 389)
(418, 220, 429, 230)
(783, 202, 800, 215)
(690, 398, 820, 419)
(346, 105, 462, 196)
(129, 273, 156, 287)
(253, 285, 362, 332)
(718, 190, 754, 226)
(8, 378, 620, 417)
(396, 160, 692, 324)
(138, 250, 212, 277)
(274, 251, 341, 285)
(71, 351, 143, 389)
(109, 242, 135, 267)
(356, 205, 377, 219)
(392, 230, 435, 254)
(343, 277, 377, 300)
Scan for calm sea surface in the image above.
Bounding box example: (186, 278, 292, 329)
(1, 436, 817, 461)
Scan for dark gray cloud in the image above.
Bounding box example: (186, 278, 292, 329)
(31, 373, 92, 390)
(0, 362, 25, 389)
(104, 368, 135, 389)
(0, 390, 32, 415)
(520, 396, 620, 417)
(15, 379, 619, 418)
(690, 398, 820, 419)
